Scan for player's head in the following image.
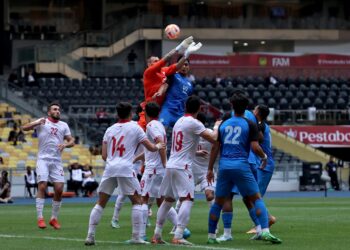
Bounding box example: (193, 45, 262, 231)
(230, 93, 249, 115)
(254, 104, 270, 122)
(185, 95, 201, 115)
(147, 56, 160, 67)
(177, 57, 190, 76)
(116, 102, 133, 120)
(1, 170, 8, 180)
(196, 112, 207, 125)
(145, 102, 160, 121)
(47, 102, 61, 120)
(26, 166, 32, 173)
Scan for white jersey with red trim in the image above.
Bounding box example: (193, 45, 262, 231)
(167, 115, 206, 171)
(103, 121, 146, 177)
(191, 128, 213, 177)
(144, 119, 166, 174)
(35, 118, 71, 161)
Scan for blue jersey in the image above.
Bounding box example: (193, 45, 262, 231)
(259, 123, 275, 172)
(219, 115, 259, 169)
(162, 73, 193, 112)
(231, 110, 259, 166)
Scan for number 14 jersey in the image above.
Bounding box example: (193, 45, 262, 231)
(103, 121, 146, 177)
(167, 115, 206, 171)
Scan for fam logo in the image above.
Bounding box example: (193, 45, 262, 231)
(285, 128, 298, 139)
(272, 57, 290, 67)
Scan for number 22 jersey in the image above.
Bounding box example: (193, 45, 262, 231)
(103, 121, 146, 177)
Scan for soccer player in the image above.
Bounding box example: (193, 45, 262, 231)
(159, 56, 198, 128)
(207, 93, 282, 244)
(138, 37, 201, 130)
(22, 102, 75, 229)
(85, 102, 165, 245)
(151, 96, 220, 245)
(135, 102, 177, 240)
(191, 112, 216, 207)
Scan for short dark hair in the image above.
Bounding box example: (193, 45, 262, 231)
(196, 112, 207, 125)
(177, 56, 190, 64)
(47, 102, 60, 112)
(185, 95, 201, 114)
(230, 93, 249, 115)
(256, 104, 270, 121)
(116, 102, 133, 119)
(145, 102, 160, 118)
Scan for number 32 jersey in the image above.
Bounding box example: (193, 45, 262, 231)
(36, 118, 71, 161)
(167, 115, 206, 171)
(103, 121, 146, 177)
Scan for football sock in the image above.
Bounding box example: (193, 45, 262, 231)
(208, 202, 222, 234)
(222, 212, 233, 236)
(88, 204, 103, 236)
(154, 201, 172, 237)
(36, 198, 45, 219)
(248, 207, 260, 227)
(167, 207, 178, 226)
(175, 200, 193, 239)
(112, 195, 125, 221)
(140, 204, 148, 237)
(131, 205, 143, 240)
(254, 198, 269, 229)
(51, 200, 61, 219)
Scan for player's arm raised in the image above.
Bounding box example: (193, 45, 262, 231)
(199, 120, 222, 143)
(21, 117, 46, 131)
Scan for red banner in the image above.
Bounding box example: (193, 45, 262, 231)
(271, 126, 350, 147)
(190, 54, 350, 68)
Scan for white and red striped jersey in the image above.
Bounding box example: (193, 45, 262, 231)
(167, 115, 206, 171)
(144, 119, 167, 174)
(103, 120, 146, 177)
(35, 118, 71, 161)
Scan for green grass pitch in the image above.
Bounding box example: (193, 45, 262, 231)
(1, 198, 350, 250)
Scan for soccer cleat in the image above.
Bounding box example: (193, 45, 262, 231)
(125, 239, 150, 244)
(169, 226, 176, 235)
(172, 238, 193, 245)
(37, 218, 46, 229)
(49, 218, 61, 229)
(151, 236, 168, 244)
(250, 233, 262, 241)
(246, 227, 257, 234)
(217, 235, 233, 242)
(207, 238, 220, 244)
(111, 219, 120, 228)
(260, 232, 282, 244)
(84, 235, 95, 246)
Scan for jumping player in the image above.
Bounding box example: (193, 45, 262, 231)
(22, 102, 75, 230)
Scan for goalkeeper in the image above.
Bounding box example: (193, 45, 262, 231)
(138, 36, 197, 130)
(159, 42, 203, 128)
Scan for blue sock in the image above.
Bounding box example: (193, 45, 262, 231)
(222, 212, 233, 229)
(254, 198, 268, 229)
(208, 203, 222, 234)
(248, 207, 260, 227)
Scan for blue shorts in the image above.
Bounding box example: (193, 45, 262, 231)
(257, 169, 273, 197)
(216, 165, 260, 198)
(159, 107, 182, 128)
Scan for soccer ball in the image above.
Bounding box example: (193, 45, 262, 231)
(183, 228, 191, 239)
(165, 24, 180, 39)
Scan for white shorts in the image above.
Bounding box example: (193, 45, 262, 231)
(36, 159, 65, 183)
(194, 173, 216, 192)
(159, 168, 195, 199)
(141, 173, 163, 198)
(98, 176, 141, 196)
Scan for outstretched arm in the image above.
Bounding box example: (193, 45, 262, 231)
(21, 118, 45, 131)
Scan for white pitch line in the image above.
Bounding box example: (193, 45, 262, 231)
(0, 234, 242, 250)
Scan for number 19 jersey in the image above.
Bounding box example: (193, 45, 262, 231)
(103, 121, 146, 177)
(167, 115, 206, 171)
